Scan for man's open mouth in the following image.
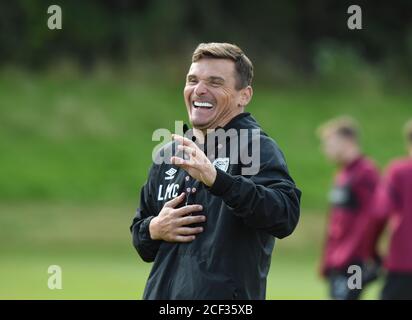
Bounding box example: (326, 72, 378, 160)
(192, 101, 214, 109)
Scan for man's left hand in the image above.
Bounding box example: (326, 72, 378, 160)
(170, 134, 217, 187)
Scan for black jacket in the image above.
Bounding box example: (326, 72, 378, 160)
(130, 113, 301, 299)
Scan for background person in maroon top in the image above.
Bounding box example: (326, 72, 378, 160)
(317, 117, 381, 300)
(372, 120, 412, 300)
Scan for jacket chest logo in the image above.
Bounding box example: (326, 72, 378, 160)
(158, 183, 180, 201)
(164, 168, 177, 180)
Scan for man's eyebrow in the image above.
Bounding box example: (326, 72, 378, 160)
(208, 76, 225, 82)
(186, 75, 224, 82)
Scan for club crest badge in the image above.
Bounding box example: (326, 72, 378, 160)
(213, 158, 230, 172)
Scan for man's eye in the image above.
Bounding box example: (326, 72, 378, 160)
(210, 82, 221, 87)
(187, 79, 197, 84)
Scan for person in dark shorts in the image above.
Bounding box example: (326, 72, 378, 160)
(317, 117, 381, 300)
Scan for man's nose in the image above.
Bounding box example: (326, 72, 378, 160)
(194, 81, 208, 96)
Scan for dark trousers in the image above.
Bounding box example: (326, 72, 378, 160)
(327, 260, 381, 300)
(381, 272, 412, 300)
(328, 272, 363, 300)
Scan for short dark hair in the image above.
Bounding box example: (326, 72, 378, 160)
(192, 42, 254, 90)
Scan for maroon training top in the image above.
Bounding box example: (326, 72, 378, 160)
(373, 158, 412, 272)
(321, 156, 380, 276)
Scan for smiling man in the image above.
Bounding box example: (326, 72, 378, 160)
(130, 43, 301, 300)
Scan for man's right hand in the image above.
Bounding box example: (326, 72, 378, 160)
(149, 192, 206, 242)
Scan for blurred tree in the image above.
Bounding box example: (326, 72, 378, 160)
(0, 0, 411, 83)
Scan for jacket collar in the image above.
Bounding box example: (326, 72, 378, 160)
(183, 112, 252, 134)
(220, 112, 252, 130)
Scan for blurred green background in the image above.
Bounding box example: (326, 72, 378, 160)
(1, 0, 411, 299)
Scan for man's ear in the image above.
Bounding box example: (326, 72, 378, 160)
(239, 86, 253, 107)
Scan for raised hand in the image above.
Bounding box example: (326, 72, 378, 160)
(170, 134, 217, 187)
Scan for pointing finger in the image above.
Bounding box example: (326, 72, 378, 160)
(177, 144, 196, 157)
(174, 204, 203, 216)
(176, 227, 204, 235)
(172, 134, 197, 148)
(178, 215, 207, 226)
(164, 192, 186, 208)
(170, 156, 195, 168)
(173, 235, 196, 243)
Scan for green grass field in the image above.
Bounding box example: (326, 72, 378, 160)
(0, 68, 408, 299)
(0, 204, 383, 299)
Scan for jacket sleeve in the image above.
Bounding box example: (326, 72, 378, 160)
(130, 165, 162, 262)
(354, 164, 385, 260)
(363, 164, 398, 256)
(208, 136, 301, 238)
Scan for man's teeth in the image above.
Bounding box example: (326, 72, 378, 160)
(193, 101, 213, 108)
